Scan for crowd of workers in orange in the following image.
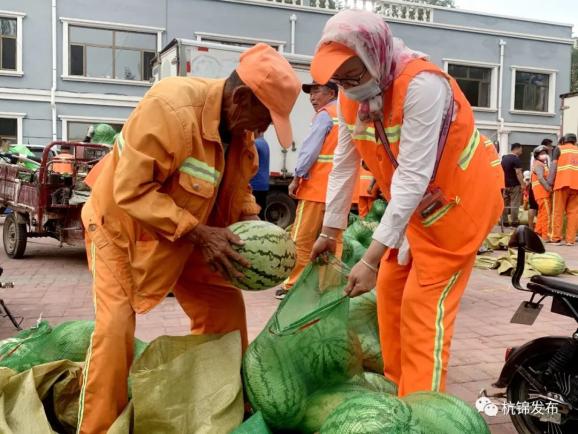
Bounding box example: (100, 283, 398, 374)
(71, 7, 565, 433)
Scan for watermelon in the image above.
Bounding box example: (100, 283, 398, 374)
(299, 323, 363, 388)
(359, 372, 398, 395)
(320, 394, 422, 433)
(300, 385, 376, 433)
(242, 337, 307, 429)
(403, 391, 490, 434)
(228, 221, 297, 290)
(348, 212, 360, 227)
(528, 252, 566, 276)
(342, 236, 366, 268)
(344, 220, 376, 247)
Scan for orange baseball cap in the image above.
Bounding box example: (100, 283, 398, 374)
(311, 41, 357, 85)
(237, 43, 301, 149)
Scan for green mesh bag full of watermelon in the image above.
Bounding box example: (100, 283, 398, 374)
(242, 258, 364, 431)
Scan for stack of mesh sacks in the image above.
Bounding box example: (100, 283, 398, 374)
(239, 202, 491, 433)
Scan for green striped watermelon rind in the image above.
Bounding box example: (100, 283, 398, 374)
(402, 391, 490, 434)
(228, 221, 297, 291)
(319, 393, 423, 434)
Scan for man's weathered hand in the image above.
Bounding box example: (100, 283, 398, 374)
(188, 224, 250, 280)
(288, 178, 299, 199)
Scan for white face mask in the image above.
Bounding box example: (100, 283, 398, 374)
(343, 78, 382, 102)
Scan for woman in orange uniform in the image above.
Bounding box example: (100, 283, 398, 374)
(310, 10, 503, 397)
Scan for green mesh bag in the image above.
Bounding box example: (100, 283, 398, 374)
(364, 199, 387, 223)
(349, 290, 383, 373)
(320, 393, 423, 433)
(348, 372, 398, 395)
(0, 320, 147, 372)
(342, 236, 366, 268)
(91, 123, 117, 145)
(242, 258, 363, 431)
(232, 412, 272, 434)
(403, 391, 490, 434)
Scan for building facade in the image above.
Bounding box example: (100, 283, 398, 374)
(0, 0, 573, 167)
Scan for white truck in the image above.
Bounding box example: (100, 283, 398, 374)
(152, 38, 315, 227)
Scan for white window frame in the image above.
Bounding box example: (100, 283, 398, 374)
(194, 32, 286, 53)
(443, 59, 498, 112)
(510, 66, 557, 116)
(61, 17, 163, 86)
(0, 10, 25, 76)
(0, 112, 25, 144)
(59, 115, 126, 141)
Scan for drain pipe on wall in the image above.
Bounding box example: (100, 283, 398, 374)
(290, 14, 297, 54)
(497, 39, 507, 155)
(51, 0, 57, 141)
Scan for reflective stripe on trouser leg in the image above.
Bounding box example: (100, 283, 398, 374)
(77, 240, 136, 434)
(283, 200, 326, 290)
(550, 188, 567, 241)
(565, 189, 578, 244)
(396, 253, 476, 397)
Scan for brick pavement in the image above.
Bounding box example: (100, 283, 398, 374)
(0, 223, 577, 434)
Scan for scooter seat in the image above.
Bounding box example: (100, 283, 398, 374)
(528, 275, 578, 299)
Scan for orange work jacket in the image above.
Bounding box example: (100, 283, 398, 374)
(296, 102, 338, 202)
(531, 160, 550, 200)
(82, 77, 260, 313)
(554, 143, 578, 191)
(339, 58, 503, 285)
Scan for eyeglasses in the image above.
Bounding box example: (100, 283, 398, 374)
(331, 67, 367, 87)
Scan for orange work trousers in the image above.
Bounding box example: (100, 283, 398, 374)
(376, 251, 476, 397)
(77, 241, 247, 434)
(551, 187, 578, 244)
(358, 197, 375, 219)
(534, 197, 552, 240)
(283, 200, 342, 290)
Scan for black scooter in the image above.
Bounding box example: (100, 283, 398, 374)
(480, 226, 578, 433)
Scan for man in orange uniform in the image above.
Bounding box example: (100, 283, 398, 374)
(77, 44, 300, 434)
(310, 10, 503, 397)
(548, 133, 578, 245)
(531, 145, 552, 241)
(275, 80, 342, 300)
(358, 165, 378, 218)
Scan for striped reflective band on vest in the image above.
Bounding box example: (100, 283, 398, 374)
(532, 181, 541, 188)
(179, 157, 221, 185)
(432, 270, 461, 392)
(484, 139, 494, 148)
(116, 131, 125, 156)
(422, 197, 460, 227)
(560, 148, 578, 155)
(348, 124, 401, 144)
(331, 117, 339, 126)
(556, 164, 578, 172)
(458, 129, 481, 170)
(361, 175, 374, 180)
(317, 154, 333, 163)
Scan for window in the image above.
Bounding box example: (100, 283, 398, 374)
(448, 64, 492, 108)
(514, 70, 550, 112)
(0, 118, 17, 144)
(67, 121, 123, 142)
(0, 17, 17, 71)
(69, 26, 156, 81)
(195, 32, 285, 52)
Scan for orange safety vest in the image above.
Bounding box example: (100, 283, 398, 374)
(554, 143, 578, 191)
(52, 153, 74, 174)
(339, 58, 503, 285)
(359, 167, 375, 198)
(531, 160, 550, 200)
(296, 102, 339, 202)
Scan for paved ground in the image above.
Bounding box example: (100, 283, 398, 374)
(0, 223, 576, 434)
